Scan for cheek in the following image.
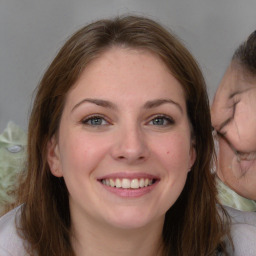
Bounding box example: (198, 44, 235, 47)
(233, 102, 256, 151)
(153, 136, 192, 212)
(218, 138, 233, 172)
(153, 134, 192, 172)
(58, 132, 110, 175)
(217, 136, 240, 182)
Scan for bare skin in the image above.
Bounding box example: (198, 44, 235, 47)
(47, 47, 195, 255)
(211, 62, 256, 200)
(71, 215, 164, 256)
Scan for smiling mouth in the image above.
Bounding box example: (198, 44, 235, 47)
(100, 178, 157, 189)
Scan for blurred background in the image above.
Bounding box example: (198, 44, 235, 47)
(0, 0, 255, 132)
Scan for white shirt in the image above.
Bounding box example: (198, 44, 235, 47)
(224, 206, 256, 256)
(0, 205, 255, 256)
(0, 206, 27, 256)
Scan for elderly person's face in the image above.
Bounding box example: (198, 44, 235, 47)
(211, 62, 256, 200)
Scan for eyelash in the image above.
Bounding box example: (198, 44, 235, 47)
(148, 115, 175, 126)
(81, 114, 175, 127)
(81, 115, 110, 126)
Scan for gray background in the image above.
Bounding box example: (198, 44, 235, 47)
(0, 0, 255, 132)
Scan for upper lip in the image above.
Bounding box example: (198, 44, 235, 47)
(97, 172, 160, 181)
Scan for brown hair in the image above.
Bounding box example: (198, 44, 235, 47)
(232, 30, 256, 75)
(16, 15, 229, 255)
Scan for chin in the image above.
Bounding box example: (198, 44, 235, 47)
(104, 208, 162, 230)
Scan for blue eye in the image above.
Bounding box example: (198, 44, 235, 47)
(149, 116, 174, 126)
(82, 116, 108, 126)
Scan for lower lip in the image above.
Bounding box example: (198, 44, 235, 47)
(100, 181, 159, 198)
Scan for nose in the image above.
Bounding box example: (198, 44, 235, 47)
(110, 125, 150, 164)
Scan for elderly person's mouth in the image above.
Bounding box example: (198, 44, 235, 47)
(236, 151, 256, 175)
(236, 151, 256, 161)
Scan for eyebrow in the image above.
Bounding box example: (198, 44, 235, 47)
(229, 90, 243, 100)
(71, 98, 117, 112)
(143, 99, 183, 113)
(229, 87, 254, 99)
(71, 98, 183, 113)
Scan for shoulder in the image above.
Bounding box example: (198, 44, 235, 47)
(0, 206, 28, 256)
(224, 206, 256, 256)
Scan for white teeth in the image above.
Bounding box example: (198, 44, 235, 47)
(110, 179, 115, 187)
(131, 179, 139, 189)
(122, 178, 130, 188)
(115, 178, 121, 188)
(101, 178, 155, 189)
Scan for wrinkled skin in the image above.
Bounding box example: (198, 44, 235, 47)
(211, 62, 256, 200)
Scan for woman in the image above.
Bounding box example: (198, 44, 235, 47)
(0, 16, 229, 255)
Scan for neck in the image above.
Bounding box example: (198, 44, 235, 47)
(71, 211, 164, 256)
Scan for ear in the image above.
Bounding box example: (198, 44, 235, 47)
(188, 140, 196, 171)
(47, 136, 63, 177)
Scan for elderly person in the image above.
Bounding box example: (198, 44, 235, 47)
(211, 30, 256, 256)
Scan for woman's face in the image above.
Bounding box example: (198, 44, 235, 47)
(47, 47, 196, 230)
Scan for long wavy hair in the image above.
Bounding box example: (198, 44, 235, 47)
(15, 15, 229, 255)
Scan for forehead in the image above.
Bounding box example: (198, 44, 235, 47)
(66, 47, 186, 107)
(226, 62, 256, 81)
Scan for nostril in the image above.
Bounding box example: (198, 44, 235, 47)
(116, 154, 146, 162)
